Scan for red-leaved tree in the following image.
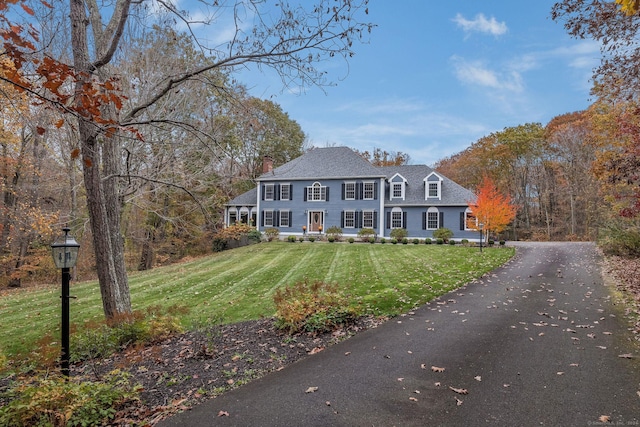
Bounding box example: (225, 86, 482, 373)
(468, 176, 517, 239)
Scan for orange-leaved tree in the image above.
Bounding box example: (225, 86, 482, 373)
(467, 176, 517, 240)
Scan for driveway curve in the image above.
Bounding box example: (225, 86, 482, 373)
(159, 242, 640, 427)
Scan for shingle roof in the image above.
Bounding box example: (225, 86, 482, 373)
(257, 146, 384, 181)
(226, 187, 257, 206)
(379, 165, 476, 206)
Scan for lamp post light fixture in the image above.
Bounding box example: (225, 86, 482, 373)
(50, 227, 80, 377)
(479, 223, 484, 253)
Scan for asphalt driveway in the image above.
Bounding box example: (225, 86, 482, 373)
(158, 242, 640, 426)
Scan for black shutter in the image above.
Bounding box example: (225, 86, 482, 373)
(261, 185, 265, 200)
(288, 211, 292, 227)
(325, 187, 330, 201)
(342, 183, 345, 200)
(358, 183, 363, 200)
(374, 182, 378, 200)
(357, 211, 362, 228)
(341, 211, 345, 228)
(402, 212, 407, 229)
(261, 211, 264, 227)
(304, 187, 307, 201)
(439, 212, 444, 228)
(373, 211, 378, 229)
(422, 212, 427, 230)
(275, 184, 280, 201)
(288, 184, 292, 200)
(386, 211, 390, 229)
(274, 210, 279, 227)
(460, 212, 465, 230)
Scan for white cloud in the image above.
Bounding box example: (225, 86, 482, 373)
(453, 13, 508, 36)
(451, 56, 523, 93)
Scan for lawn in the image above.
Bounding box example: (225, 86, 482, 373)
(0, 242, 514, 359)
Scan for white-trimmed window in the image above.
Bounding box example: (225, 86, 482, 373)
(391, 210, 403, 229)
(264, 184, 275, 201)
(363, 210, 374, 228)
(345, 182, 356, 200)
(264, 210, 274, 227)
(363, 182, 374, 200)
(344, 210, 355, 228)
(228, 210, 238, 224)
(280, 184, 291, 201)
(464, 208, 476, 230)
(392, 183, 403, 199)
(279, 210, 290, 227)
(427, 207, 439, 230)
(428, 182, 439, 198)
(425, 173, 443, 200)
(306, 182, 327, 201)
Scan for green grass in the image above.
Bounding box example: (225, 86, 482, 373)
(0, 242, 514, 359)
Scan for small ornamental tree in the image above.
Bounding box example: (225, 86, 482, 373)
(468, 176, 517, 240)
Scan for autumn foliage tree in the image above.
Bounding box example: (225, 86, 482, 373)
(467, 176, 517, 240)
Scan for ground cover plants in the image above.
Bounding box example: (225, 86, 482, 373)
(0, 242, 514, 425)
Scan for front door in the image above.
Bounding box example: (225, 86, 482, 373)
(309, 211, 324, 233)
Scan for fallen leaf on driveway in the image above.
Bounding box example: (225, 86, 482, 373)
(449, 386, 468, 395)
(421, 364, 427, 369)
(456, 397, 463, 406)
(474, 376, 482, 382)
(603, 332, 613, 335)
(557, 372, 564, 375)
(597, 346, 607, 350)
(305, 386, 319, 393)
(431, 366, 445, 372)
(435, 382, 441, 387)
(218, 411, 229, 417)
(397, 378, 404, 382)
(599, 415, 611, 423)
(409, 397, 418, 402)
(619, 354, 634, 359)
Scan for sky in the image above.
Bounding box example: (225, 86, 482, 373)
(195, 1, 602, 166)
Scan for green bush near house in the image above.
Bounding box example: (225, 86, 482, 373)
(348, 237, 355, 243)
(325, 226, 343, 242)
(327, 236, 336, 243)
(436, 238, 444, 245)
(308, 236, 316, 242)
(401, 237, 409, 244)
(433, 228, 453, 242)
(357, 228, 375, 241)
(425, 238, 432, 245)
(287, 235, 297, 243)
(369, 237, 376, 244)
(413, 239, 420, 244)
(247, 229, 263, 243)
(449, 239, 456, 245)
(390, 228, 408, 240)
(391, 238, 398, 244)
(380, 238, 386, 244)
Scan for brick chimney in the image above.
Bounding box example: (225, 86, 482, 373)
(262, 155, 273, 173)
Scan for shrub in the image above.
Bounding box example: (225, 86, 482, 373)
(298, 236, 305, 242)
(433, 228, 453, 242)
(369, 237, 376, 244)
(215, 223, 254, 241)
(357, 228, 375, 241)
(461, 239, 469, 245)
(391, 238, 398, 244)
(273, 279, 359, 333)
(425, 238, 432, 245)
(348, 237, 355, 243)
(413, 239, 420, 244)
(599, 225, 640, 257)
(308, 236, 316, 242)
(488, 239, 495, 246)
(380, 238, 386, 244)
(390, 228, 408, 240)
(212, 237, 228, 252)
(401, 237, 409, 244)
(327, 236, 336, 243)
(287, 235, 297, 243)
(449, 239, 456, 245)
(71, 306, 184, 364)
(0, 370, 140, 427)
(436, 238, 444, 245)
(264, 228, 280, 241)
(247, 229, 263, 243)
(499, 240, 506, 246)
(325, 226, 343, 242)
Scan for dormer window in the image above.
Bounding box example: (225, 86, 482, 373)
(424, 172, 443, 200)
(389, 174, 406, 200)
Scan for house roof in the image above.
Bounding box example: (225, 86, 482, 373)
(227, 187, 257, 206)
(226, 147, 476, 207)
(256, 146, 384, 181)
(379, 165, 476, 206)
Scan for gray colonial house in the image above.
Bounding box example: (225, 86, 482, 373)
(224, 146, 479, 240)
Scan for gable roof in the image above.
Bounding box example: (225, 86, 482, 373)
(227, 187, 257, 206)
(257, 146, 384, 181)
(379, 165, 476, 206)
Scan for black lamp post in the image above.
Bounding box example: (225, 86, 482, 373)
(51, 227, 80, 377)
(479, 223, 484, 253)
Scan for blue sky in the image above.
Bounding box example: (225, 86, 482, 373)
(194, 1, 601, 166)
